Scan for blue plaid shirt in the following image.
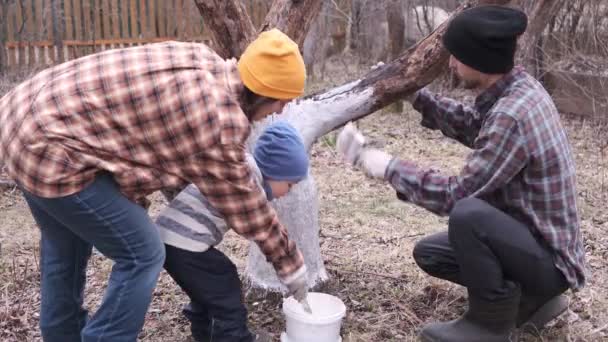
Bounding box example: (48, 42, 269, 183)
(386, 67, 586, 289)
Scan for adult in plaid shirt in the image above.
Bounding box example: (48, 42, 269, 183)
(337, 6, 586, 342)
(0, 29, 308, 342)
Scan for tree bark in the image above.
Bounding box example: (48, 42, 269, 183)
(260, 0, 323, 49)
(192, 0, 256, 59)
(386, 0, 406, 113)
(519, 0, 565, 78)
(193, 0, 322, 59)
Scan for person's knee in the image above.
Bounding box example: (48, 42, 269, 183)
(146, 242, 165, 271)
(133, 236, 165, 279)
(413, 238, 432, 267)
(413, 237, 441, 274)
(448, 197, 490, 238)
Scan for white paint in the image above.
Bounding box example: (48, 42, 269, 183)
(244, 82, 375, 291)
(282, 84, 374, 150)
(281, 293, 346, 342)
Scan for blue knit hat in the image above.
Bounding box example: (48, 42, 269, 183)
(254, 122, 309, 182)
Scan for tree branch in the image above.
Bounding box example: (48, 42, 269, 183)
(268, 0, 513, 149)
(260, 0, 323, 48)
(192, 0, 256, 59)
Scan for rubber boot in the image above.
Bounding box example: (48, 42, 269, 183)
(517, 294, 568, 333)
(420, 284, 521, 342)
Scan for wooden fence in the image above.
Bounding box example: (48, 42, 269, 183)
(0, 0, 212, 69)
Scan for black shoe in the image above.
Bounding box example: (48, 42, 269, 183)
(420, 283, 520, 342)
(517, 294, 568, 333)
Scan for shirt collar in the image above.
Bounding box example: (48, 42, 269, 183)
(474, 66, 525, 115)
(224, 58, 244, 100)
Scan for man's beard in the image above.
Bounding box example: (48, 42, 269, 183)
(450, 70, 481, 90)
(461, 78, 481, 90)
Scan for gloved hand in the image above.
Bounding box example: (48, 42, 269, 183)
(337, 122, 394, 179)
(358, 148, 393, 179)
(336, 122, 366, 165)
(282, 265, 308, 302)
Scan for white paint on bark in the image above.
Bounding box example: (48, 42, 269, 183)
(244, 82, 375, 291)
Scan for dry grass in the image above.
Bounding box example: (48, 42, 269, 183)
(1, 62, 607, 341)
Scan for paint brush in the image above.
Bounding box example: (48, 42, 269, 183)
(300, 297, 313, 314)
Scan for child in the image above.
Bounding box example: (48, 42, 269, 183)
(156, 121, 309, 342)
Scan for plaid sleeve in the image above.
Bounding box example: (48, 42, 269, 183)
(187, 145, 304, 279)
(178, 80, 304, 279)
(414, 89, 483, 148)
(386, 112, 528, 216)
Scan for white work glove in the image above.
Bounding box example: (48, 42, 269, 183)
(336, 122, 393, 179)
(282, 265, 308, 302)
(404, 90, 419, 105)
(336, 122, 366, 165)
(358, 148, 393, 179)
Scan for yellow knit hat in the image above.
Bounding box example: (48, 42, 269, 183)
(237, 28, 306, 100)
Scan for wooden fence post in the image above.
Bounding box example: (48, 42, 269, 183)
(51, 0, 64, 63)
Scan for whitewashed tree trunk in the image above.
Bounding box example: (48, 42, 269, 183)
(245, 81, 374, 290)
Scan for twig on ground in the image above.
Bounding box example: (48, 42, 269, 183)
(376, 232, 425, 244)
(331, 268, 405, 281)
(585, 322, 608, 338)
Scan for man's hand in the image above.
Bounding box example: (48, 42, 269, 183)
(359, 148, 393, 179)
(336, 122, 366, 165)
(337, 122, 394, 179)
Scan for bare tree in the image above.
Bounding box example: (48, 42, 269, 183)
(517, 0, 566, 78)
(386, 0, 406, 113)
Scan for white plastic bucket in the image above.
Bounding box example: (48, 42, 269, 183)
(281, 292, 346, 342)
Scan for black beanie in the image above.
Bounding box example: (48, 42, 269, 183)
(442, 5, 528, 74)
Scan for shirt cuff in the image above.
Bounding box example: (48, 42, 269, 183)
(413, 89, 439, 130)
(280, 264, 307, 285)
(385, 158, 419, 202)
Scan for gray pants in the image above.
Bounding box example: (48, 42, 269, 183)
(413, 198, 568, 301)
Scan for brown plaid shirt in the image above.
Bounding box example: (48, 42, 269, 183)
(0, 41, 303, 279)
(388, 67, 586, 289)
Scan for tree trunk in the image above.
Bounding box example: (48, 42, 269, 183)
(193, 0, 322, 59)
(519, 0, 565, 78)
(260, 0, 323, 49)
(195, 0, 512, 292)
(386, 0, 406, 113)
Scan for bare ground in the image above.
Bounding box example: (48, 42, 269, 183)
(1, 63, 607, 341)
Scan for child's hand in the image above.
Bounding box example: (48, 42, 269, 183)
(282, 265, 308, 302)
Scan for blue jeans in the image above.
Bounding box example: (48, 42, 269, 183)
(22, 173, 165, 342)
